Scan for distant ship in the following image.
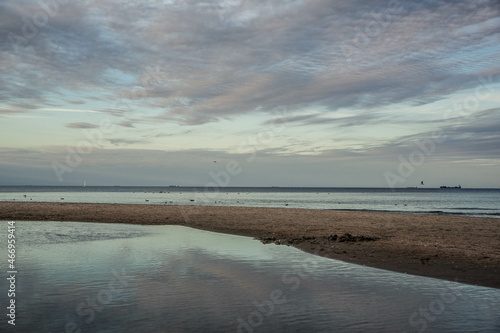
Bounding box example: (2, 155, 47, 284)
(440, 185, 461, 189)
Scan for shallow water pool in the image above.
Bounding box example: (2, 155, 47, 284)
(0, 221, 499, 332)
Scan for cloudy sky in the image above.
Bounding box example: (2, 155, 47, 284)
(0, 0, 499, 187)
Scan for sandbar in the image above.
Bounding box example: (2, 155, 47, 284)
(1, 202, 499, 289)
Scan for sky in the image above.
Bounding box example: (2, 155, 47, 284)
(0, 0, 499, 187)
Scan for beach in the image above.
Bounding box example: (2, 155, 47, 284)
(1, 202, 499, 289)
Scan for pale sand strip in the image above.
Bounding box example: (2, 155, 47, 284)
(1, 202, 499, 289)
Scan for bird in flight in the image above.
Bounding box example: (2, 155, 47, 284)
(420, 181, 424, 185)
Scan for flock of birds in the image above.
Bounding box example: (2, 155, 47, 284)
(14, 190, 412, 208)
(135, 191, 295, 206)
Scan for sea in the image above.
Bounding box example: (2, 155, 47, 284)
(1, 186, 499, 218)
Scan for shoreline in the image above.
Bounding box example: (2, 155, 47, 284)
(1, 202, 499, 289)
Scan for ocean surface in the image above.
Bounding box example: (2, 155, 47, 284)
(1, 186, 499, 218)
(1, 221, 499, 332)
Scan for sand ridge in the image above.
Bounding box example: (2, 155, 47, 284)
(1, 202, 499, 288)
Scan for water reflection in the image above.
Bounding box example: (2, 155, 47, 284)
(0, 221, 499, 332)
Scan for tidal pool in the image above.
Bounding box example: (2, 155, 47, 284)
(1, 221, 499, 332)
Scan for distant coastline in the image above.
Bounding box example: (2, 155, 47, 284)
(2, 185, 500, 189)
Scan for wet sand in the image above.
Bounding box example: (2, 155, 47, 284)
(1, 202, 499, 289)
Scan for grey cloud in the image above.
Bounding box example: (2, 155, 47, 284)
(0, 145, 382, 186)
(356, 108, 500, 161)
(264, 112, 382, 128)
(117, 120, 138, 128)
(0, 0, 498, 126)
(99, 108, 129, 118)
(148, 130, 193, 138)
(0, 0, 132, 106)
(65, 122, 99, 129)
(0, 109, 24, 115)
(1, 131, 499, 187)
(107, 138, 148, 146)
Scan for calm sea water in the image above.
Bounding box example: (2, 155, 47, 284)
(1, 186, 499, 218)
(1, 221, 499, 332)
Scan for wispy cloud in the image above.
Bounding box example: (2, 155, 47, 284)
(107, 138, 149, 146)
(263, 112, 384, 128)
(65, 122, 100, 129)
(39, 108, 101, 113)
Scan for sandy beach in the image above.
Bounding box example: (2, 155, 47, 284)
(1, 202, 499, 289)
